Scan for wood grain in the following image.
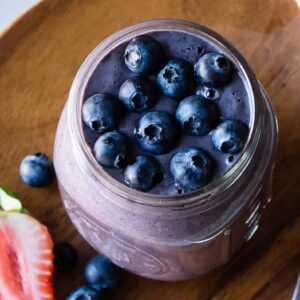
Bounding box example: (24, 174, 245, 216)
(0, 0, 299, 299)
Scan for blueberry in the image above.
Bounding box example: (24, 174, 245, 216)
(135, 111, 178, 154)
(124, 36, 163, 73)
(84, 256, 121, 290)
(170, 147, 215, 192)
(82, 94, 122, 133)
(157, 58, 195, 98)
(124, 155, 163, 191)
(226, 155, 235, 165)
(19, 153, 55, 188)
(194, 53, 233, 87)
(210, 120, 249, 154)
(176, 95, 220, 136)
(119, 77, 157, 112)
(196, 86, 220, 100)
(65, 286, 100, 300)
(93, 131, 130, 168)
(54, 242, 78, 271)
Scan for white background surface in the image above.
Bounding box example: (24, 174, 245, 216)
(0, 0, 39, 32)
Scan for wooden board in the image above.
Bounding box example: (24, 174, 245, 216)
(0, 0, 300, 299)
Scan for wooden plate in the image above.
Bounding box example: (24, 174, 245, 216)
(0, 0, 300, 299)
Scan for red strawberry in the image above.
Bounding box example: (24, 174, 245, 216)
(0, 212, 54, 300)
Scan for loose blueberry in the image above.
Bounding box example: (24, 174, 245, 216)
(170, 147, 215, 192)
(84, 256, 121, 290)
(118, 77, 157, 112)
(124, 155, 163, 191)
(124, 36, 163, 73)
(19, 153, 55, 188)
(176, 95, 220, 136)
(93, 131, 130, 168)
(135, 111, 178, 154)
(54, 242, 78, 271)
(82, 94, 122, 133)
(210, 120, 249, 154)
(157, 58, 195, 98)
(65, 286, 100, 300)
(194, 53, 233, 87)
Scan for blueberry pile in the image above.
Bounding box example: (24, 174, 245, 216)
(60, 251, 121, 300)
(83, 35, 249, 194)
(54, 243, 120, 299)
(54, 242, 78, 271)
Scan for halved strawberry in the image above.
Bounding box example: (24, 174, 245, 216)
(0, 188, 54, 300)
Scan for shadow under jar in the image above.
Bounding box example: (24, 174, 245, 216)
(54, 19, 278, 281)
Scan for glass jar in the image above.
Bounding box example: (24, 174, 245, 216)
(54, 19, 278, 281)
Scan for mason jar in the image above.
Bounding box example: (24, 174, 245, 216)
(54, 19, 278, 281)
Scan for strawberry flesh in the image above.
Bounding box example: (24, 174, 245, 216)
(0, 213, 54, 300)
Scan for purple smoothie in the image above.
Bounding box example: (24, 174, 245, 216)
(82, 30, 250, 195)
(54, 20, 277, 280)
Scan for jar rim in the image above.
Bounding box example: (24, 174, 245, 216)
(67, 19, 261, 208)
